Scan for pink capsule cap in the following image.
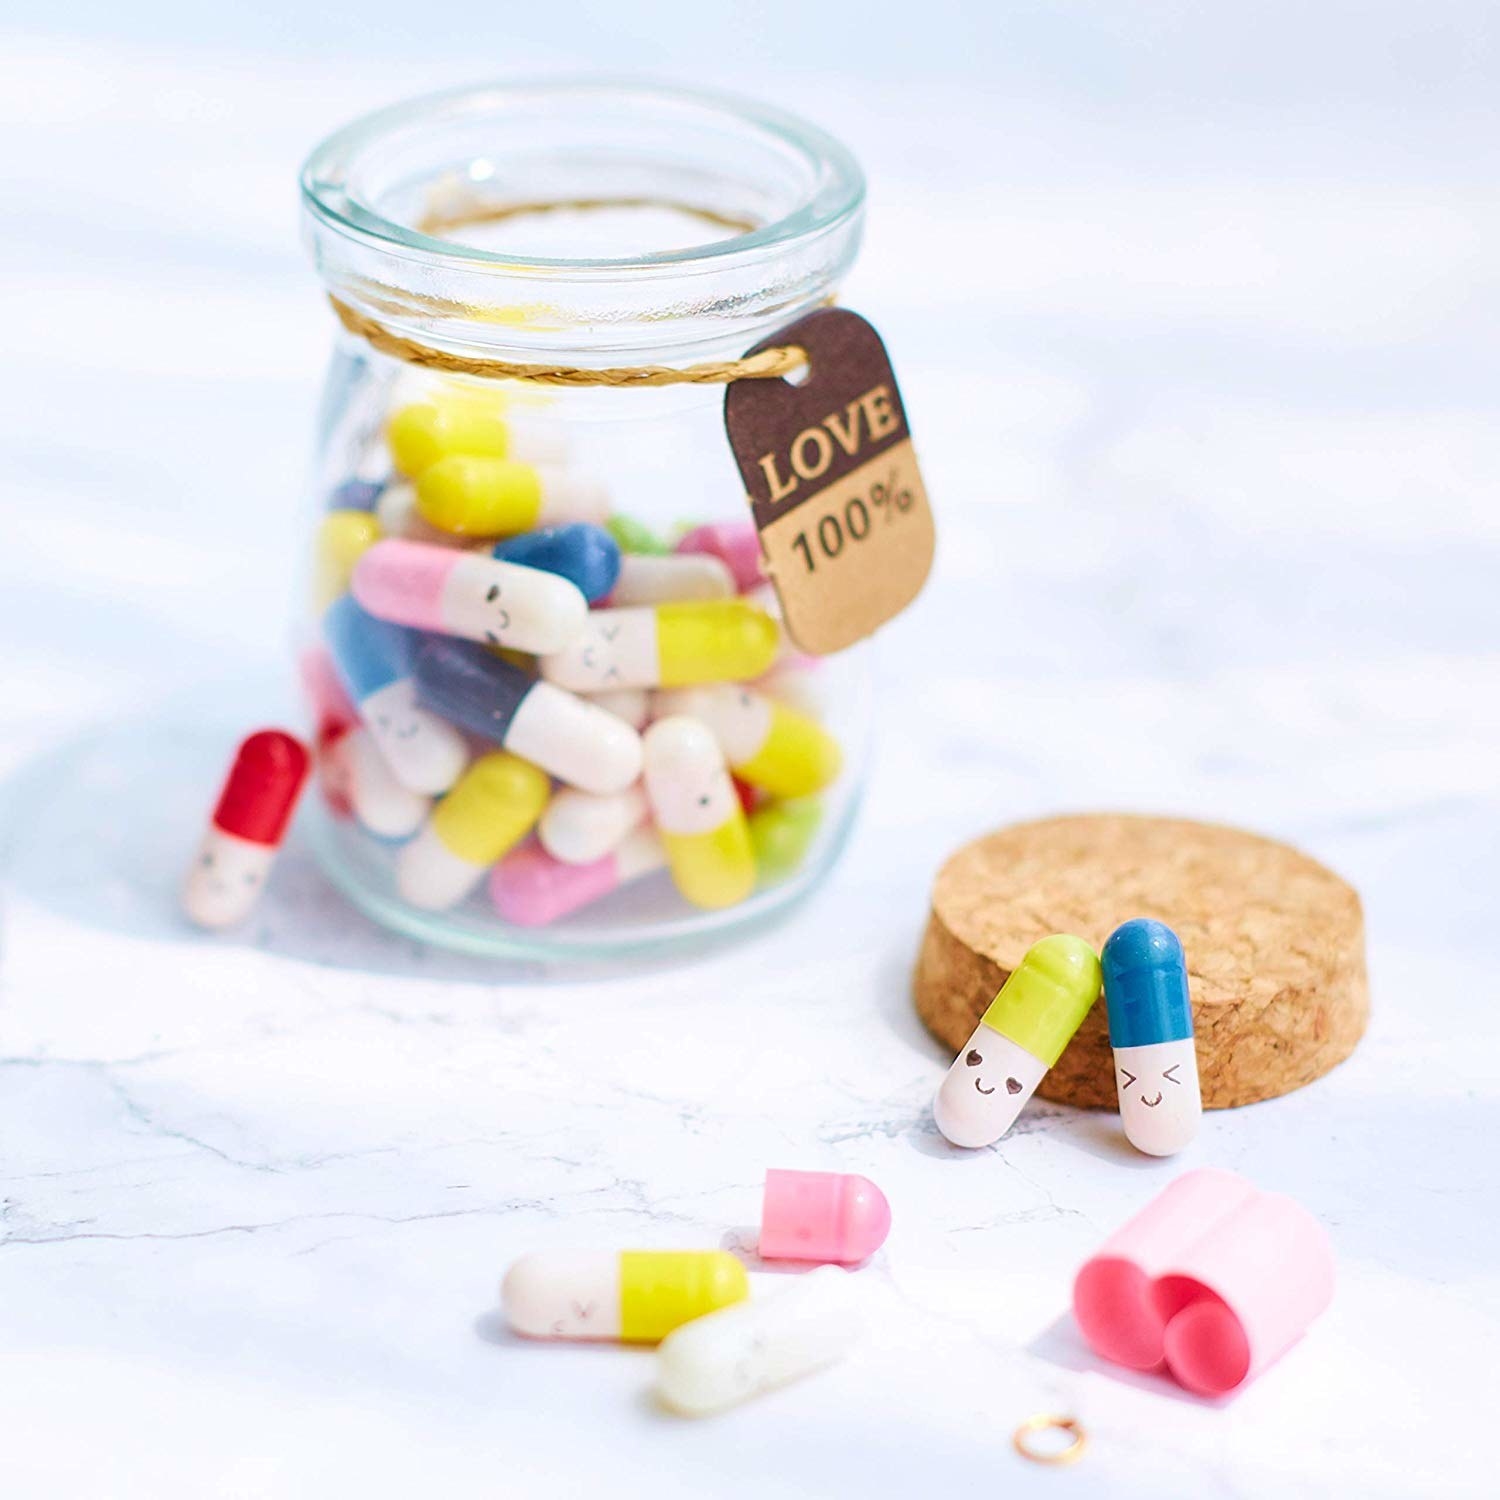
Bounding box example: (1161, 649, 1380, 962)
(759, 1168, 891, 1264)
(298, 645, 358, 744)
(676, 521, 765, 594)
(350, 538, 452, 632)
(489, 840, 620, 927)
(1072, 1168, 1335, 1397)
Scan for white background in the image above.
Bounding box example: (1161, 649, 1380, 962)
(1, 4, 1497, 1497)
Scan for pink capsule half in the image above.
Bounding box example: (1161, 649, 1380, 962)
(675, 521, 765, 593)
(489, 827, 665, 926)
(758, 1168, 891, 1265)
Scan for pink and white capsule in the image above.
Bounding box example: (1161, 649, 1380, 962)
(609, 553, 734, 606)
(490, 828, 666, 926)
(539, 783, 648, 865)
(352, 539, 587, 654)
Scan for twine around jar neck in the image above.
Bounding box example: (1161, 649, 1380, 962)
(328, 196, 814, 387)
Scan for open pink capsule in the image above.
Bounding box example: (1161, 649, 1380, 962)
(758, 1168, 891, 1265)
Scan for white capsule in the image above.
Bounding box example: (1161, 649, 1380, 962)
(583, 687, 652, 730)
(360, 677, 468, 795)
(181, 826, 277, 930)
(539, 783, 648, 865)
(503, 682, 643, 795)
(610, 552, 735, 606)
(657, 1266, 865, 1417)
(328, 727, 430, 838)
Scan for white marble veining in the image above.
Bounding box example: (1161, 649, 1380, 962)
(2, 11, 1498, 1497)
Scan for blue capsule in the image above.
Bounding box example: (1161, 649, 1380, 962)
(323, 594, 411, 700)
(491, 523, 621, 603)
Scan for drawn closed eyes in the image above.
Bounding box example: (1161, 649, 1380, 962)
(1163, 1064, 1182, 1084)
(1120, 1070, 1137, 1089)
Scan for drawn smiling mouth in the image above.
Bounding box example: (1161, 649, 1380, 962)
(974, 1080, 995, 1095)
(1141, 1092, 1163, 1108)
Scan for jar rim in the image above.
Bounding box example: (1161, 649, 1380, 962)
(300, 78, 866, 274)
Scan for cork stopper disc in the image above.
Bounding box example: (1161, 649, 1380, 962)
(913, 814, 1368, 1109)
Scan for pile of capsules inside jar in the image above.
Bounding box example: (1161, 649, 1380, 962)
(181, 378, 844, 935)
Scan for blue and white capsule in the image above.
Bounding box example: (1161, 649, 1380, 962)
(1100, 919, 1202, 1157)
(323, 595, 467, 795)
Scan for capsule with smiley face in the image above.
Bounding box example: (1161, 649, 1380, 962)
(1101, 918, 1202, 1157)
(502, 1249, 749, 1343)
(643, 716, 756, 909)
(933, 935, 1102, 1148)
(538, 600, 779, 693)
(351, 538, 588, 654)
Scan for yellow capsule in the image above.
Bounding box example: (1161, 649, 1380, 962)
(314, 510, 382, 609)
(396, 751, 549, 911)
(618, 1251, 749, 1343)
(387, 393, 566, 477)
(658, 601, 780, 688)
(416, 455, 607, 537)
(654, 685, 840, 798)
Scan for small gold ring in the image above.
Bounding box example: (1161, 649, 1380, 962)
(1012, 1413, 1087, 1467)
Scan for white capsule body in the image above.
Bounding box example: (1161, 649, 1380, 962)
(502, 1250, 623, 1340)
(181, 826, 277, 930)
(656, 1266, 864, 1417)
(539, 784, 648, 865)
(396, 823, 487, 910)
(932, 1022, 1049, 1149)
(438, 553, 588, 653)
(610, 553, 735, 606)
(532, 469, 611, 529)
(643, 717, 740, 836)
(504, 682, 643, 794)
(584, 687, 652, 730)
(359, 677, 468, 796)
(330, 726, 430, 838)
(539, 609, 661, 692)
(1113, 1037, 1203, 1157)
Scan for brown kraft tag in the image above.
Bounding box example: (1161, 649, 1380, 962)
(724, 308, 935, 655)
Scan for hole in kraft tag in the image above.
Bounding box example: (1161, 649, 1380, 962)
(724, 308, 935, 655)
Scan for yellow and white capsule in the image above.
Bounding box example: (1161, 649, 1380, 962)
(642, 716, 755, 909)
(396, 751, 549, 910)
(657, 1265, 864, 1416)
(609, 552, 735, 606)
(539, 601, 779, 693)
(538, 783, 648, 865)
(386, 392, 565, 476)
(502, 1249, 749, 1343)
(416, 455, 608, 537)
(655, 685, 841, 799)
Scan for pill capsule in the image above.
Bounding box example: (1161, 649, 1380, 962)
(326, 476, 385, 513)
(351, 538, 587, 654)
(609, 552, 735, 607)
(605, 512, 672, 555)
(502, 1249, 749, 1343)
(491, 523, 621, 603)
(642, 716, 755, 909)
(315, 510, 383, 610)
(374, 480, 464, 546)
(540, 600, 779, 693)
(759, 1169, 890, 1264)
(655, 685, 841, 799)
(323, 595, 468, 795)
(934, 935, 1102, 1148)
(325, 726, 430, 839)
(490, 827, 667, 926)
(416, 455, 608, 537)
(386, 394, 565, 476)
(675, 520, 765, 594)
(748, 799, 823, 886)
(1101, 919, 1202, 1157)
(182, 730, 310, 928)
(397, 751, 549, 910)
(414, 638, 641, 795)
(657, 1265, 863, 1417)
(755, 652, 826, 720)
(584, 686, 652, 730)
(539, 783, 648, 865)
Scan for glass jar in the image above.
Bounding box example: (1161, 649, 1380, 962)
(297, 80, 870, 959)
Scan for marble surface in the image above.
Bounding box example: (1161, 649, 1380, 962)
(3, 11, 1498, 1497)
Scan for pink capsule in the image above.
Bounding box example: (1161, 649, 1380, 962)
(490, 827, 665, 926)
(351, 537, 586, 654)
(298, 645, 358, 743)
(676, 521, 765, 594)
(758, 1168, 891, 1265)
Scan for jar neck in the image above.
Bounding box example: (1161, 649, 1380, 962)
(301, 81, 865, 369)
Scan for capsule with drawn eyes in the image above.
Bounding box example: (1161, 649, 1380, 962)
(416, 455, 608, 537)
(933, 935, 1102, 1148)
(539, 600, 779, 693)
(1101, 918, 1202, 1157)
(643, 716, 755, 910)
(386, 393, 565, 476)
(351, 538, 588, 654)
(182, 730, 310, 929)
(655, 684, 841, 800)
(502, 1249, 748, 1343)
(396, 751, 550, 910)
(656, 1265, 864, 1416)
(323, 596, 468, 796)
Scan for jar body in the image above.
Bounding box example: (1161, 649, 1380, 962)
(296, 84, 870, 959)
